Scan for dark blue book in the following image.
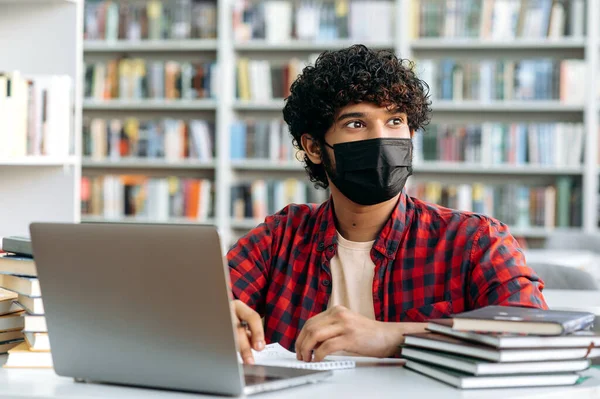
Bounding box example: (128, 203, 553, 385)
(431, 306, 595, 336)
(1, 236, 32, 257)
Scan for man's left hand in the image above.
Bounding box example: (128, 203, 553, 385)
(294, 305, 427, 362)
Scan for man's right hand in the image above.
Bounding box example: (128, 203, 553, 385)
(231, 299, 265, 364)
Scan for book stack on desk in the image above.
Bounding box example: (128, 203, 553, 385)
(0, 236, 52, 368)
(401, 306, 599, 389)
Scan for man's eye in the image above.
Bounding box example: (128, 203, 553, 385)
(345, 121, 364, 129)
(389, 118, 404, 126)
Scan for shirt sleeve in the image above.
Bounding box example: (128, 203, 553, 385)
(226, 221, 273, 316)
(468, 220, 548, 310)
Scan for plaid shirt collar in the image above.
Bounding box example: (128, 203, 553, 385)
(315, 191, 413, 260)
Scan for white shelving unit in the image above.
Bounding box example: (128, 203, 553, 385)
(0, 0, 82, 238)
(84, 39, 218, 52)
(81, 0, 600, 245)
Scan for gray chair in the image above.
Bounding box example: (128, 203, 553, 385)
(544, 231, 600, 254)
(528, 262, 600, 291)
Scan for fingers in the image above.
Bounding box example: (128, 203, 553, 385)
(234, 300, 265, 351)
(296, 321, 343, 362)
(237, 324, 255, 365)
(313, 336, 346, 362)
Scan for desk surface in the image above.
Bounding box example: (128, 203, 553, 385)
(0, 289, 598, 398)
(0, 364, 599, 399)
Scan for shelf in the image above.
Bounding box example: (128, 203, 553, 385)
(81, 215, 216, 225)
(0, 156, 79, 166)
(411, 38, 586, 50)
(432, 101, 584, 112)
(414, 162, 584, 175)
(235, 40, 393, 51)
(231, 160, 303, 171)
(83, 99, 218, 111)
(84, 39, 218, 52)
(233, 99, 285, 111)
(0, 0, 79, 3)
(83, 158, 215, 170)
(232, 100, 584, 113)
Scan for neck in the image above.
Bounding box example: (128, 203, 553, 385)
(331, 187, 400, 242)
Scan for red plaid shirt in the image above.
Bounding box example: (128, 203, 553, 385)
(227, 192, 547, 351)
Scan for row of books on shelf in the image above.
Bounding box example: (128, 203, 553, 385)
(412, 0, 585, 39)
(401, 306, 598, 389)
(0, 237, 51, 368)
(231, 179, 328, 221)
(81, 175, 214, 221)
(236, 56, 316, 102)
(83, 118, 214, 161)
(233, 0, 392, 43)
(406, 177, 580, 229)
(84, 59, 218, 101)
(418, 58, 585, 103)
(84, 0, 217, 41)
(0, 72, 71, 159)
(414, 123, 585, 167)
(230, 119, 296, 162)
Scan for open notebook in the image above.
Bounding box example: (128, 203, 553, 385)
(247, 343, 356, 370)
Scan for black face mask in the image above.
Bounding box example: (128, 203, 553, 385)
(324, 138, 413, 206)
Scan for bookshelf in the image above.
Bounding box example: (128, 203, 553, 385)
(0, 0, 82, 238)
(81, 0, 600, 247)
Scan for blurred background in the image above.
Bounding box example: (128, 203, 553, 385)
(2, 0, 599, 253)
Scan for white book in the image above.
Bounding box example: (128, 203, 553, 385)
(456, 184, 473, 212)
(569, 123, 584, 166)
(479, 62, 493, 102)
(0, 75, 9, 158)
(24, 332, 50, 352)
(491, 0, 518, 39)
(17, 294, 44, 315)
(249, 343, 355, 371)
(295, 2, 319, 40)
(480, 123, 493, 165)
(264, 1, 292, 43)
(9, 71, 28, 157)
(4, 342, 53, 368)
(569, 0, 584, 37)
(199, 180, 212, 221)
(43, 75, 72, 157)
(23, 314, 46, 333)
(269, 119, 281, 162)
(262, 60, 273, 101)
(547, 1, 565, 38)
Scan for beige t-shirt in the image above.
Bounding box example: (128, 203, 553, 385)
(327, 232, 376, 320)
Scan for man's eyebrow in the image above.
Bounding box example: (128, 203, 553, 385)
(336, 112, 365, 122)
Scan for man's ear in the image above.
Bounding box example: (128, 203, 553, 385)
(301, 134, 322, 165)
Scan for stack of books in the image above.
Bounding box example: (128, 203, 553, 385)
(0, 236, 52, 368)
(402, 306, 599, 389)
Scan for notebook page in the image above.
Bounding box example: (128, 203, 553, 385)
(250, 343, 356, 370)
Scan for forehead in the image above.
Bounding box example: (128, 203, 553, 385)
(336, 102, 405, 116)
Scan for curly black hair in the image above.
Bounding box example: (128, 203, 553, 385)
(282, 44, 432, 189)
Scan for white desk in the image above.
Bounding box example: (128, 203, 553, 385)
(1, 290, 599, 398)
(0, 365, 598, 399)
(543, 289, 600, 315)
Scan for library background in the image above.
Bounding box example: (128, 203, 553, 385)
(1, 0, 600, 251)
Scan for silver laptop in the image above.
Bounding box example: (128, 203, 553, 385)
(29, 222, 331, 396)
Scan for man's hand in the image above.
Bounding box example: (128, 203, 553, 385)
(295, 305, 427, 362)
(231, 299, 265, 364)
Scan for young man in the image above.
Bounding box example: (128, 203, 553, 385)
(227, 45, 547, 365)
